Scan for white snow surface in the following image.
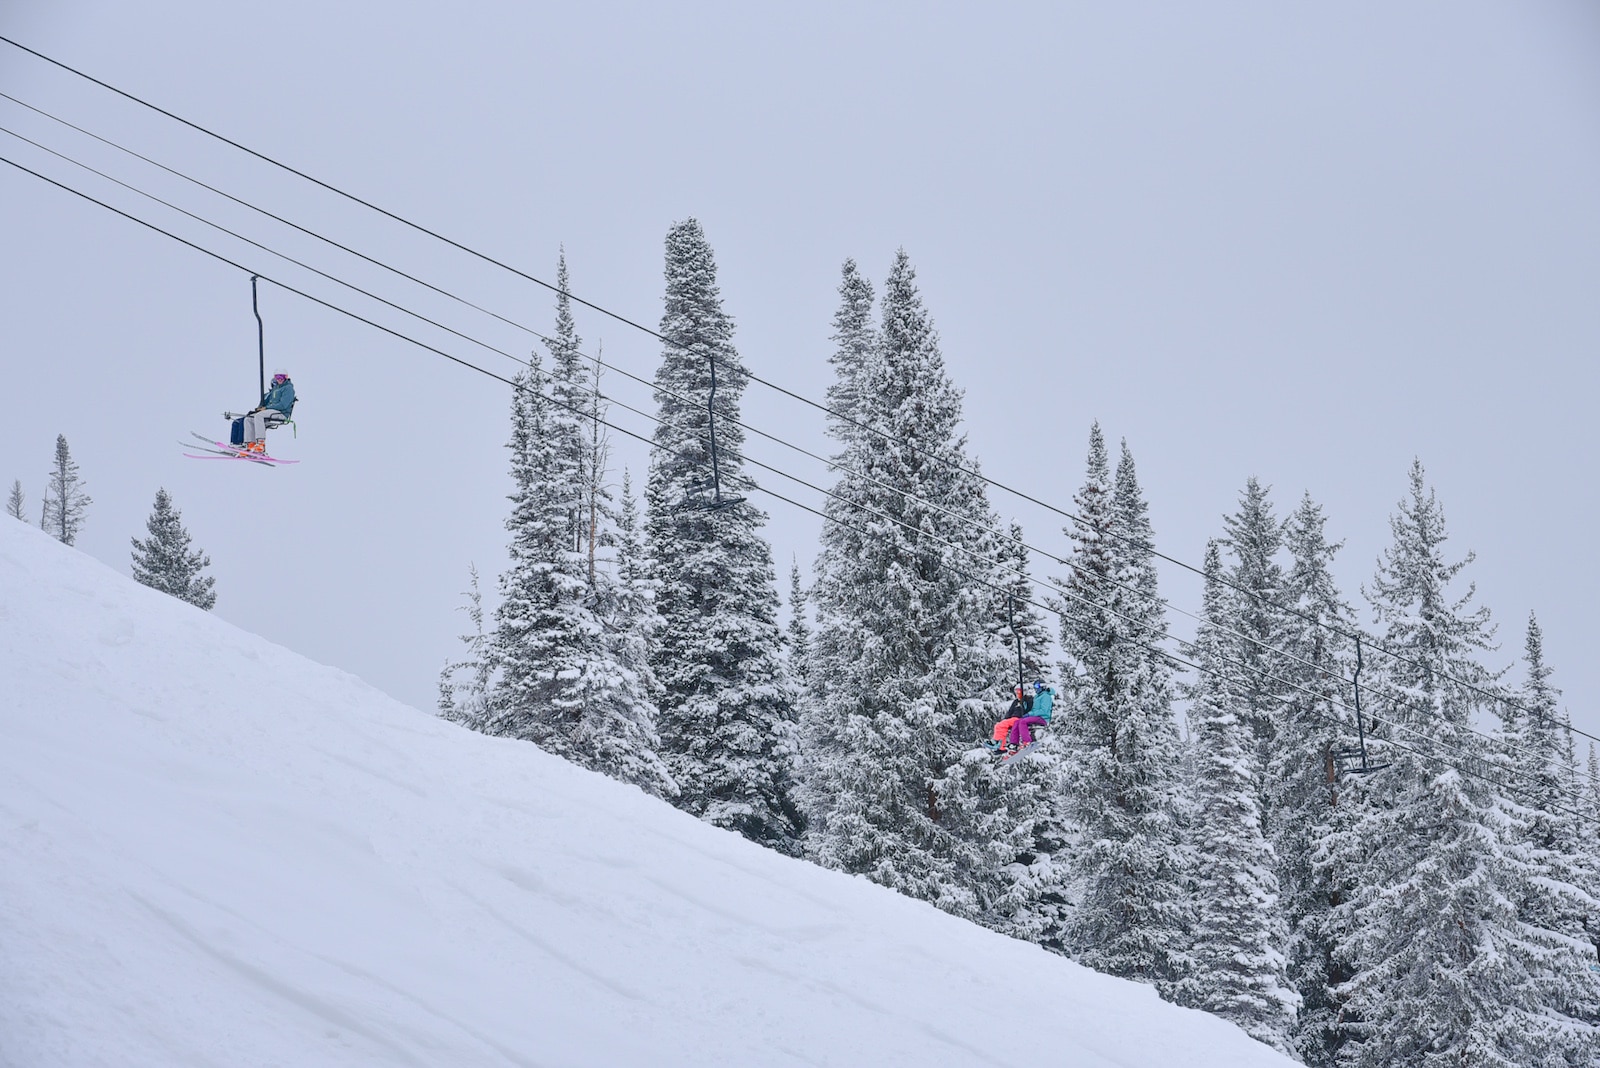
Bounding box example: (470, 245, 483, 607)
(0, 521, 1295, 1068)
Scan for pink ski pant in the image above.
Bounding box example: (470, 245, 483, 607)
(1008, 716, 1046, 747)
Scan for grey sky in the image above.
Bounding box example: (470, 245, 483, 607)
(3, 2, 1597, 763)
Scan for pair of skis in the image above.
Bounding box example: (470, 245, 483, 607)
(180, 432, 299, 467)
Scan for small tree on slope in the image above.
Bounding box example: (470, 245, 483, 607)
(644, 219, 801, 852)
(438, 564, 492, 728)
(1179, 541, 1298, 1051)
(6, 480, 23, 520)
(41, 434, 90, 545)
(129, 488, 216, 610)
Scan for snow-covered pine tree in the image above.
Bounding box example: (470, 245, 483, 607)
(1179, 541, 1298, 1051)
(800, 249, 1017, 919)
(1337, 460, 1560, 1068)
(547, 251, 590, 553)
(786, 559, 811, 690)
(41, 434, 90, 545)
(1052, 428, 1189, 992)
(823, 258, 877, 446)
(581, 471, 676, 798)
(1219, 478, 1291, 769)
(129, 488, 216, 610)
(1494, 614, 1600, 1056)
(1589, 743, 1600, 835)
(582, 358, 613, 585)
(484, 270, 676, 798)
(6, 479, 22, 520)
(803, 260, 880, 720)
(1272, 493, 1362, 1066)
(644, 219, 801, 852)
(438, 564, 493, 729)
(486, 355, 593, 750)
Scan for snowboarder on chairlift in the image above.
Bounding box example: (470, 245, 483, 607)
(231, 370, 295, 455)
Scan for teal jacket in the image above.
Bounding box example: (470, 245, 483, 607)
(1030, 687, 1055, 723)
(260, 380, 295, 414)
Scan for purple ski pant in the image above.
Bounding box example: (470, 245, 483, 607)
(1008, 716, 1046, 747)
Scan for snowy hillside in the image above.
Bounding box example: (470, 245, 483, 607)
(0, 520, 1294, 1068)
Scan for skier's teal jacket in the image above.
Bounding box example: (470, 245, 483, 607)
(1031, 687, 1055, 723)
(260, 380, 295, 414)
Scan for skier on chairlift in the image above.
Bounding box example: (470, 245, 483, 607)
(1006, 679, 1054, 751)
(230, 369, 295, 455)
(987, 680, 1054, 758)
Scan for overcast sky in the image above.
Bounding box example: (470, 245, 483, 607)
(3, 2, 1597, 765)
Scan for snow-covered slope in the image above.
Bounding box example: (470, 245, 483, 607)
(0, 520, 1294, 1068)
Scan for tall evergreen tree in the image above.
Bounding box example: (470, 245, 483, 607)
(129, 488, 216, 610)
(1336, 460, 1558, 1068)
(644, 219, 801, 852)
(481, 272, 676, 798)
(6, 479, 22, 520)
(1589, 743, 1600, 831)
(1273, 493, 1361, 1066)
(1219, 478, 1290, 767)
(800, 250, 1016, 918)
(547, 251, 591, 552)
(823, 258, 877, 445)
(41, 434, 90, 545)
(487, 356, 593, 749)
(1053, 428, 1189, 993)
(1180, 542, 1298, 1050)
(1494, 614, 1600, 1057)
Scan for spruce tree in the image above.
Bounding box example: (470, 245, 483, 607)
(1219, 478, 1290, 768)
(824, 258, 877, 445)
(487, 356, 592, 749)
(1338, 460, 1555, 1068)
(1588, 743, 1600, 832)
(6, 480, 22, 520)
(547, 252, 590, 553)
(41, 434, 90, 545)
(129, 488, 216, 610)
(1052, 428, 1189, 992)
(800, 249, 1016, 918)
(582, 472, 677, 798)
(438, 564, 493, 729)
(786, 559, 811, 690)
(1273, 493, 1362, 1066)
(1180, 542, 1298, 1050)
(483, 271, 676, 799)
(644, 219, 801, 852)
(1493, 614, 1600, 1057)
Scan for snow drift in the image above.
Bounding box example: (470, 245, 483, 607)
(0, 520, 1294, 1067)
